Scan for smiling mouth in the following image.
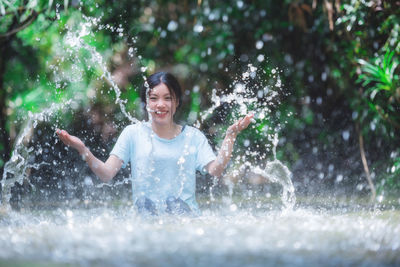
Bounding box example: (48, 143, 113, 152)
(154, 111, 167, 115)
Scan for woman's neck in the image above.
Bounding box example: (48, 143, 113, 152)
(151, 122, 181, 139)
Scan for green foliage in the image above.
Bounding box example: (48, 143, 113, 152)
(333, 1, 400, 194)
(358, 50, 399, 94)
(2, 2, 119, 126)
(357, 49, 399, 130)
(1, 0, 400, 195)
(356, 49, 400, 194)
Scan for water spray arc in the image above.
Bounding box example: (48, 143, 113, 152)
(1, 12, 296, 211)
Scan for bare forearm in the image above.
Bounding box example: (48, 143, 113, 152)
(79, 147, 120, 182)
(56, 129, 121, 181)
(207, 113, 254, 177)
(208, 132, 237, 177)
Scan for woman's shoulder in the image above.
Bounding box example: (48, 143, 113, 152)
(184, 125, 207, 138)
(124, 122, 149, 130)
(121, 122, 150, 135)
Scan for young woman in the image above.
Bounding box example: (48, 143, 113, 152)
(57, 72, 253, 215)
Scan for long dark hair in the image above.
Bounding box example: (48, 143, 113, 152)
(141, 72, 183, 109)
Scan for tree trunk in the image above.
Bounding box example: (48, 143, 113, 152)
(356, 122, 376, 202)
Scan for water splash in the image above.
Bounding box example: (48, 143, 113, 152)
(254, 161, 296, 210)
(2, 13, 295, 212)
(63, 15, 139, 124)
(253, 133, 296, 210)
(0, 206, 398, 266)
(1, 13, 143, 207)
(199, 64, 261, 124)
(1, 101, 72, 207)
(196, 63, 295, 210)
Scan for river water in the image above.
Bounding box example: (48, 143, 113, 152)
(0, 202, 399, 266)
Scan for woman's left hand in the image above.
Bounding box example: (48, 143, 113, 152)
(226, 113, 254, 137)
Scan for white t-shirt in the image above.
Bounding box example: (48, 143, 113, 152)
(110, 122, 216, 212)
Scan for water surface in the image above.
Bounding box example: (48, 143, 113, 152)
(0, 202, 399, 267)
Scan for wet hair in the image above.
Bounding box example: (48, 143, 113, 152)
(141, 72, 183, 109)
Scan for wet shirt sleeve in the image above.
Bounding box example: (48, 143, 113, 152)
(110, 126, 132, 168)
(195, 130, 216, 174)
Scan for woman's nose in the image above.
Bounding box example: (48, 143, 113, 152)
(156, 99, 166, 107)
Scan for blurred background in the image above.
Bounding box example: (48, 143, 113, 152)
(0, 0, 399, 209)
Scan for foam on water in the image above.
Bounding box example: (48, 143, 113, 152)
(0, 207, 399, 266)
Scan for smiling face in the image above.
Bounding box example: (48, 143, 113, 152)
(147, 83, 179, 126)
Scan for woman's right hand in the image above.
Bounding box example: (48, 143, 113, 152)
(56, 129, 86, 155)
(56, 129, 122, 182)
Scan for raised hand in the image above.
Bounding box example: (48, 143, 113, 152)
(226, 113, 254, 136)
(56, 129, 122, 182)
(56, 129, 86, 154)
(207, 113, 255, 176)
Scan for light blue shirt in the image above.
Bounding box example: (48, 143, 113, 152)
(110, 122, 216, 212)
